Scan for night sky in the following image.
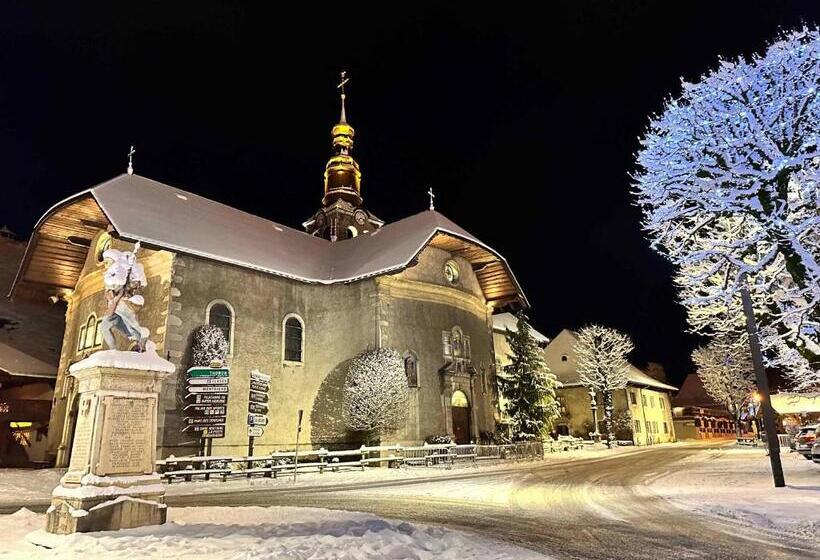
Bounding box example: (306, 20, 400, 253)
(2, 3, 818, 386)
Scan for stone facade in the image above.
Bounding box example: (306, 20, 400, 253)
(46, 238, 500, 464)
(543, 329, 677, 445)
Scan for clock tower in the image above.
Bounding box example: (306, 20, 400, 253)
(303, 72, 383, 241)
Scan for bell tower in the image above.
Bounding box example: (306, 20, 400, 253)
(303, 72, 382, 241)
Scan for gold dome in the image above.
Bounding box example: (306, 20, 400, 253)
(323, 73, 362, 206)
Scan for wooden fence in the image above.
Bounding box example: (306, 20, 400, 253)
(155, 439, 584, 483)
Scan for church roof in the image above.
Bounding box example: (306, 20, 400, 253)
(11, 174, 527, 307)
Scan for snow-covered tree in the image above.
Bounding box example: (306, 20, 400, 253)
(633, 27, 820, 389)
(692, 336, 756, 437)
(343, 347, 409, 441)
(498, 313, 561, 441)
(573, 325, 634, 447)
(190, 325, 228, 367)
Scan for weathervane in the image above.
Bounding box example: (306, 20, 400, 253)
(127, 145, 135, 176)
(427, 187, 435, 211)
(337, 70, 349, 123)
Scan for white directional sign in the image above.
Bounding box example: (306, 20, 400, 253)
(247, 413, 268, 426)
(247, 426, 264, 437)
(187, 386, 229, 394)
(187, 377, 229, 386)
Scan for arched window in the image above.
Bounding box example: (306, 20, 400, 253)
(404, 352, 418, 387)
(283, 314, 304, 363)
(77, 314, 102, 352)
(451, 390, 469, 408)
(346, 226, 358, 238)
(206, 300, 234, 354)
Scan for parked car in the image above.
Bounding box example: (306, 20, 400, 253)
(794, 424, 818, 460)
(812, 439, 820, 464)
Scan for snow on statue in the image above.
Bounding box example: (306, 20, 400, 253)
(100, 242, 149, 352)
(633, 27, 820, 389)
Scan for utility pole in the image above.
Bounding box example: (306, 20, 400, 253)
(740, 283, 785, 488)
(293, 409, 303, 483)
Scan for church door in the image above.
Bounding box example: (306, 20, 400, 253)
(451, 390, 471, 444)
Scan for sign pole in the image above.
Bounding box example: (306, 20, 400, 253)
(293, 409, 303, 482)
(740, 283, 785, 488)
(247, 436, 255, 472)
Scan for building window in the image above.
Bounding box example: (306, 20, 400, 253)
(641, 394, 647, 407)
(659, 398, 665, 410)
(451, 390, 469, 408)
(77, 314, 102, 352)
(95, 234, 112, 263)
(634, 420, 641, 433)
(404, 352, 419, 387)
(560, 355, 568, 362)
(206, 300, 234, 354)
(283, 314, 304, 363)
(629, 391, 637, 405)
(650, 395, 656, 408)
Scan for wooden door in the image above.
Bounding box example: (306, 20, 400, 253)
(452, 406, 471, 444)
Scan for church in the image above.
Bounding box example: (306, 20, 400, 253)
(10, 82, 529, 466)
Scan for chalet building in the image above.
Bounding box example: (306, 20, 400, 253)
(543, 329, 678, 444)
(671, 373, 738, 440)
(0, 234, 64, 466)
(10, 89, 530, 466)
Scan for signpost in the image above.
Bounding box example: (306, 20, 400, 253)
(293, 409, 303, 482)
(246, 369, 270, 463)
(185, 367, 230, 456)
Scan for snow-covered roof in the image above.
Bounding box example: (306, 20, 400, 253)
(544, 329, 679, 392)
(491, 313, 549, 344)
(12, 174, 527, 307)
(0, 342, 57, 378)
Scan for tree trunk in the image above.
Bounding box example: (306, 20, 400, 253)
(734, 406, 742, 439)
(603, 391, 615, 449)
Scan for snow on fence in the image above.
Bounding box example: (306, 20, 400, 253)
(155, 440, 566, 483)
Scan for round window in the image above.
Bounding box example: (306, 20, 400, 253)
(444, 260, 460, 284)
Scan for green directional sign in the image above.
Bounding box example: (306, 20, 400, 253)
(187, 367, 229, 378)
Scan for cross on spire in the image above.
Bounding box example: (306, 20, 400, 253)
(127, 145, 135, 176)
(337, 70, 349, 123)
(427, 187, 435, 211)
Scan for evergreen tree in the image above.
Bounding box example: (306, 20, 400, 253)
(498, 313, 561, 441)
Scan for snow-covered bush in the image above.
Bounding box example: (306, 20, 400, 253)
(343, 347, 409, 439)
(573, 325, 634, 447)
(190, 325, 228, 367)
(425, 434, 454, 444)
(633, 27, 820, 388)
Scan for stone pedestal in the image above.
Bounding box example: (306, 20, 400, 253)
(46, 349, 174, 534)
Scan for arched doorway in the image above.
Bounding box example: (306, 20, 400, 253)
(451, 390, 471, 444)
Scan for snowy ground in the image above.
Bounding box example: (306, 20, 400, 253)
(0, 445, 636, 509)
(647, 446, 820, 542)
(0, 505, 546, 560)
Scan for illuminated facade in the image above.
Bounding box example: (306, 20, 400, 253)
(12, 85, 530, 465)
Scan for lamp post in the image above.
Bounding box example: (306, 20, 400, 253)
(589, 388, 601, 443)
(740, 283, 785, 488)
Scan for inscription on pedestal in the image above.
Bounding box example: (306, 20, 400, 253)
(97, 397, 154, 475)
(68, 395, 97, 473)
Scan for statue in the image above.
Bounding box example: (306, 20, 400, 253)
(100, 242, 149, 352)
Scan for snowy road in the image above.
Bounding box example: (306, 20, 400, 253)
(165, 442, 817, 559)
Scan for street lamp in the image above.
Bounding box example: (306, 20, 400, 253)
(589, 388, 601, 443)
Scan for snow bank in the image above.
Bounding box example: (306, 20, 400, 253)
(68, 343, 175, 373)
(648, 447, 820, 542)
(0, 469, 64, 506)
(0, 506, 546, 559)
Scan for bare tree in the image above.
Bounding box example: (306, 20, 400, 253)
(343, 347, 409, 443)
(573, 325, 634, 447)
(692, 336, 755, 438)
